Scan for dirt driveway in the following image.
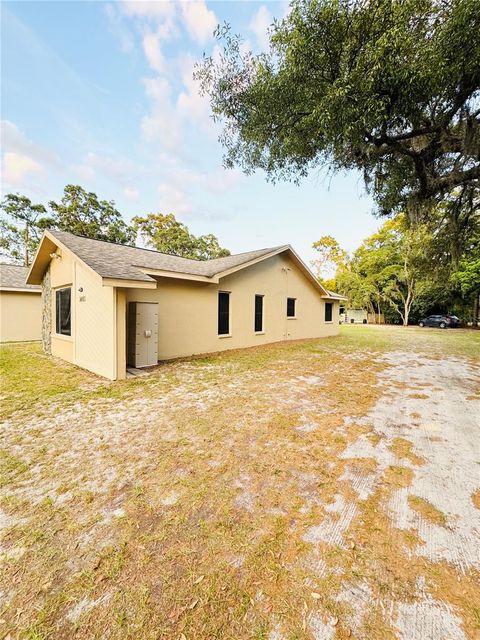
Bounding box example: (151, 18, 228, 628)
(1, 326, 479, 640)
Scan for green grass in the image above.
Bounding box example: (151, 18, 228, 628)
(337, 324, 480, 359)
(0, 342, 100, 419)
(0, 342, 165, 420)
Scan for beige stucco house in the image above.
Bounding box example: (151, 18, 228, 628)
(26, 229, 344, 380)
(0, 264, 42, 342)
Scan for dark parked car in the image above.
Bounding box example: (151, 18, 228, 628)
(418, 314, 460, 329)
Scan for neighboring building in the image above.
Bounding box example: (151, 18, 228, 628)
(340, 308, 368, 324)
(27, 230, 343, 380)
(0, 263, 42, 342)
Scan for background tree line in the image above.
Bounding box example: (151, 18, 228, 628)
(0, 185, 230, 266)
(312, 196, 480, 325)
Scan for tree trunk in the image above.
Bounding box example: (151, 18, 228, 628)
(25, 222, 29, 266)
(403, 284, 414, 326)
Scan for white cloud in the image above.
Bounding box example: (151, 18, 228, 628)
(176, 54, 212, 129)
(140, 53, 216, 153)
(169, 165, 241, 194)
(121, 1, 178, 45)
(72, 151, 137, 188)
(2, 152, 43, 185)
(121, 0, 216, 45)
(153, 165, 241, 220)
(124, 187, 139, 200)
(180, 1, 217, 45)
(249, 5, 273, 51)
(104, 3, 135, 53)
(141, 77, 181, 151)
(204, 168, 241, 193)
(122, 0, 176, 20)
(142, 29, 165, 72)
(72, 162, 95, 181)
(1, 120, 56, 164)
(158, 182, 191, 215)
(1, 120, 58, 189)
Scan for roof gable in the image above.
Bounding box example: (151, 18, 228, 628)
(26, 229, 331, 297)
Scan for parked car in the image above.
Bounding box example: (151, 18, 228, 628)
(418, 314, 460, 329)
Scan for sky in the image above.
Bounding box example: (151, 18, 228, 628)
(1, 0, 380, 265)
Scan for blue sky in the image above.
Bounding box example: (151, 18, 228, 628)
(1, 0, 380, 265)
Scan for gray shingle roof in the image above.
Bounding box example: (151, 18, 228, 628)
(0, 263, 41, 291)
(325, 289, 347, 300)
(49, 230, 286, 283)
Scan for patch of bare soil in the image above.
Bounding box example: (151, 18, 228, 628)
(309, 352, 480, 640)
(1, 336, 479, 640)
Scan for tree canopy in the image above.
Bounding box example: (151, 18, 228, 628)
(197, 0, 480, 222)
(132, 213, 230, 260)
(49, 185, 135, 246)
(0, 186, 135, 265)
(0, 195, 51, 265)
(324, 204, 479, 324)
(311, 235, 348, 282)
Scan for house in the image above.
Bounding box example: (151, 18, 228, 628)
(0, 263, 42, 342)
(340, 308, 368, 324)
(26, 229, 343, 380)
(339, 308, 385, 324)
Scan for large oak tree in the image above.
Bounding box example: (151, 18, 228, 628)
(197, 0, 480, 221)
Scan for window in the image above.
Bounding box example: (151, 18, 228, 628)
(287, 297, 296, 318)
(56, 287, 71, 336)
(325, 302, 333, 322)
(255, 295, 264, 332)
(218, 292, 230, 335)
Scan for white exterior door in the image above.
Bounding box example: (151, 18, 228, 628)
(127, 302, 159, 367)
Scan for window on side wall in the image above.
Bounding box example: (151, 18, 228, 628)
(218, 291, 230, 335)
(255, 295, 264, 332)
(56, 287, 71, 336)
(325, 301, 333, 322)
(287, 297, 296, 318)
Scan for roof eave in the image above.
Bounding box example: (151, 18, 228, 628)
(0, 287, 41, 293)
(322, 294, 348, 301)
(134, 266, 217, 284)
(25, 231, 58, 285)
(101, 277, 157, 289)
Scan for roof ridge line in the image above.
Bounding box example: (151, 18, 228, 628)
(48, 229, 284, 263)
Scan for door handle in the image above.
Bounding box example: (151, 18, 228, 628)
(144, 330, 152, 338)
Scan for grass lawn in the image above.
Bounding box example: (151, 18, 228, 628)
(1, 326, 479, 640)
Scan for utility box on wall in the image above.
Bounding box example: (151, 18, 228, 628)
(127, 302, 159, 368)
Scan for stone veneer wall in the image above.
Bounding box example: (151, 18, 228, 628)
(41, 267, 51, 354)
